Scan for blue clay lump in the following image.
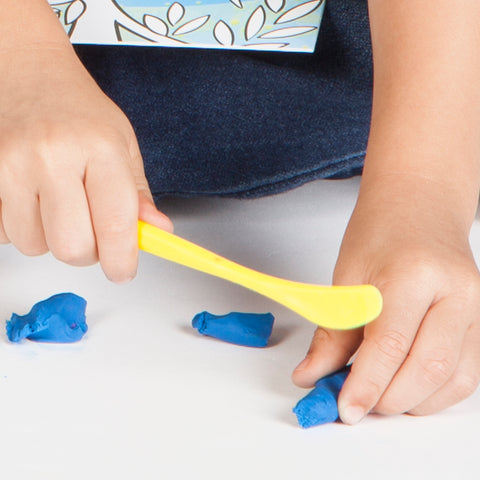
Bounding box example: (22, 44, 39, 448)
(192, 311, 274, 347)
(293, 366, 351, 428)
(7, 293, 88, 343)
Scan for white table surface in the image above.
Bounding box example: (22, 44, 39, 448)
(1, 177, 479, 479)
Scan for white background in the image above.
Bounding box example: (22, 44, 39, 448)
(0, 178, 479, 479)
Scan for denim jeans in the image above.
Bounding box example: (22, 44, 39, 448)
(74, 0, 372, 200)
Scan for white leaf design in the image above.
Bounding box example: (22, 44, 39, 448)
(65, 0, 85, 25)
(265, 0, 284, 13)
(168, 2, 185, 26)
(174, 16, 210, 35)
(144, 15, 169, 36)
(52, 8, 61, 18)
(229, 0, 243, 8)
(245, 7, 265, 40)
(214, 21, 235, 46)
(259, 26, 316, 38)
(275, 0, 322, 24)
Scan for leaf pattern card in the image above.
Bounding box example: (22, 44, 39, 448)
(49, 0, 325, 52)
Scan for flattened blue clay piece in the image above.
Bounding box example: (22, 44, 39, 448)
(192, 311, 274, 347)
(293, 366, 351, 428)
(7, 293, 88, 343)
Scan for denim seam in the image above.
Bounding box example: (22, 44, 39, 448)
(153, 150, 366, 198)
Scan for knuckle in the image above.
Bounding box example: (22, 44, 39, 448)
(89, 126, 130, 158)
(101, 223, 131, 242)
(374, 398, 404, 416)
(0, 152, 26, 184)
(373, 330, 411, 365)
(349, 362, 385, 403)
(357, 375, 385, 405)
(35, 125, 126, 172)
(310, 328, 332, 349)
(53, 250, 86, 266)
(459, 273, 480, 301)
(100, 214, 135, 240)
(20, 243, 49, 257)
(418, 352, 455, 387)
(380, 254, 439, 290)
(7, 232, 47, 256)
(412, 258, 438, 283)
(451, 373, 480, 400)
(91, 135, 120, 158)
(51, 241, 96, 266)
(35, 128, 75, 168)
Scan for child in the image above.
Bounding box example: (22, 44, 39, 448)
(1, 0, 480, 424)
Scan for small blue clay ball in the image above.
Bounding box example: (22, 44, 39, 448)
(6, 293, 88, 343)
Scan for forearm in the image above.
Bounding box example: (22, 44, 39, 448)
(362, 0, 480, 229)
(0, 0, 71, 50)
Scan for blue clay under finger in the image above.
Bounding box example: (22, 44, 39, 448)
(293, 366, 351, 428)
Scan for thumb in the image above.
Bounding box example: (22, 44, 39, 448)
(138, 189, 174, 233)
(130, 142, 174, 233)
(292, 327, 363, 388)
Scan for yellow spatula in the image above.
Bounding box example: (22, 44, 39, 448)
(138, 221, 382, 330)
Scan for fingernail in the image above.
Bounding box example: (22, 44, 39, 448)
(114, 275, 135, 285)
(341, 405, 365, 425)
(295, 357, 310, 371)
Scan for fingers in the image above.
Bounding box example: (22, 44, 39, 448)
(292, 327, 363, 388)
(408, 320, 480, 416)
(373, 296, 469, 414)
(0, 127, 172, 283)
(85, 147, 139, 283)
(337, 281, 433, 424)
(39, 174, 97, 266)
(86, 136, 173, 282)
(0, 187, 48, 255)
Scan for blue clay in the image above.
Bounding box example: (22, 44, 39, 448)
(7, 293, 88, 343)
(293, 366, 351, 428)
(192, 311, 274, 347)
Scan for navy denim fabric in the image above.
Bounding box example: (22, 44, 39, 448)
(74, 0, 372, 200)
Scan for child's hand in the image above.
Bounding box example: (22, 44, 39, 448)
(292, 177, 480, 423)
(0, 43, 172, 282)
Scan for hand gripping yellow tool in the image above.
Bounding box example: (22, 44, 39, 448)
(138, 221, 382, 330)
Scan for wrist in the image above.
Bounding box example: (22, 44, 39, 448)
(356, 170, 477, 239)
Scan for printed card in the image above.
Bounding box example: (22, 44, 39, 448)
(49, 0, 325, 52)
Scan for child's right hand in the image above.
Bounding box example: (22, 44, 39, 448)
(0, 43, 172, 282)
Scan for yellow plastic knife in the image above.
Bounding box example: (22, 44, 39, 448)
(138, 220, 382, 330)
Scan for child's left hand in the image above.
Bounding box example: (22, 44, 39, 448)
(292, 177, 480, 424)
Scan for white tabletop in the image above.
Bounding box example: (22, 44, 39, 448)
(1, 178, 479, 479)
